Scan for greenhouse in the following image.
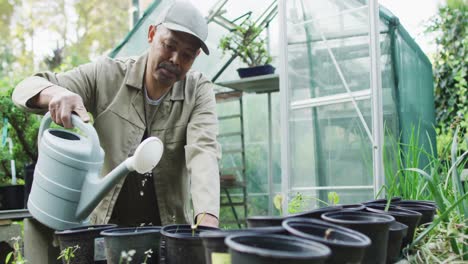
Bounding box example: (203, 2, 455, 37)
(2, 0, 468, 262)
(111, 0, 435, 227)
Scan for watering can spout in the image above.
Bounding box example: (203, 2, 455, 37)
(75, 161, 130, 220)
(76, 137, 164, 220)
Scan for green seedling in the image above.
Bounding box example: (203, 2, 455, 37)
(328, 192, 340, 205)
(57, 245, 79, 264)
(191, 212, 206, 236)
(5, 236, 26, 264)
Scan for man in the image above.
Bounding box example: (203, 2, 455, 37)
(13, 1, 220, 261)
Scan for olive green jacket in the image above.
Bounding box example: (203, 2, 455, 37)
(12, 53, 221, 225)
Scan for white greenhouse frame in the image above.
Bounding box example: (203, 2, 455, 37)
(279, 0, 385, 214)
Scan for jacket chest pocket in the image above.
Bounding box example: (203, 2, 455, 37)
(155, 125, 186, 167)
(162, 125, 187, 144)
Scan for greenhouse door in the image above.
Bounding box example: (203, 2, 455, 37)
(278, 0, 384, 213)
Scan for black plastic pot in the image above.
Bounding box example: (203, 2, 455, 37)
(55, 224, 117, 264)
(362, 197, 401, 206)
(0, 185, 25, 210)
(200, 226, 286, 264)
(386, 221, 408, 264)
(322, 211, 395, 264)
(283, 218, 371, 264)
(100, 226, 162, 264)
(225, 234, 331, 264)
(160, 224, 218, 264)
(24, 163, 35, 208)
(237, 64, 276, 78)
(365, 204, 421, 249)
(340, 203, 366, 211)
(288, 206, 343, 220)
(397, 200, 437, 208)
(394, 201, 437, 225)
(246, 216, 285, 227)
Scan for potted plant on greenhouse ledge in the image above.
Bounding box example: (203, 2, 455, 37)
(219, 19, 274, 78)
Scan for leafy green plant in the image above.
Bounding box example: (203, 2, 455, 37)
(381, 125, 434, 202)
(57, 245, 80, 264)
(407, 214, 467, 263)
(380, 119, 467, 260)
(427, 0, 467, 139)
(273, 194, 283, 214)
(5, 236, 26, 264)
(219, 18, 272, 67)
(404, 127, 467, 260)
(327, 192, 340, 205)
(273, 192, 330, 215)
(0, 85, 40, 185)
(287, 193, 305, 214)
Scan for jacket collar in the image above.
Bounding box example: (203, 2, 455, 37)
(126, 51, 185, 101)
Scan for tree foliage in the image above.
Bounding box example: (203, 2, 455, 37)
(428, 0, 467, 136)
(0, 82, 40, 184)
(0, 0, 130, 181)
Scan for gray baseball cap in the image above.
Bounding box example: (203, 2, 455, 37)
(156, 1, 210, 55)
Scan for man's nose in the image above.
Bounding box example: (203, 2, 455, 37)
(169, 51, 180, 66)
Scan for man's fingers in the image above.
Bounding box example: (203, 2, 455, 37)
(47, 90, 88, 128)
(54, 107, 64, 127)
(196, 213, 219, 228)
(49, 100, 60, 125)
(73, 105, 90, 123)
(49, 106, 57, 125)
(61, 106, 73, 129)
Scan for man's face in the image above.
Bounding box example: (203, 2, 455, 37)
(147, 25, 201, 88)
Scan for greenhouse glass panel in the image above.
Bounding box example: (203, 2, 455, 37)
(281, 0, 380, 209)
(289, 100, 374, 204)
(243, 94, 269, 197)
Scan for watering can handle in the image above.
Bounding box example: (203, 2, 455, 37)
(38, 112, 101, 160)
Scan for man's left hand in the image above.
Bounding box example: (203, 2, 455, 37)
(197, 213, 219, 228)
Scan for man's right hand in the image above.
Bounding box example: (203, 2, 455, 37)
(31, 85, 90, 129)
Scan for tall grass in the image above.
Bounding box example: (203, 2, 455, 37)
(382, 124, 467, 260)
(407, 126, 468, 260)
(382, 125, 434, 201)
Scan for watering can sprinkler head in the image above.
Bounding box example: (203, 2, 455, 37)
(124, 137, 164, 174)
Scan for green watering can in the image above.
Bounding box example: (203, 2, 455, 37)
(28, 112, 163, 230)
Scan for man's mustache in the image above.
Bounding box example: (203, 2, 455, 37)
(158, 62, 181, 78)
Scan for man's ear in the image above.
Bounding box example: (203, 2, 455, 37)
(148, 25, 157, 43)
(196, 49, 201, 57)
